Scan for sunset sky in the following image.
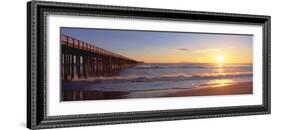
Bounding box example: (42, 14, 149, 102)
(61, 27, 253, 64)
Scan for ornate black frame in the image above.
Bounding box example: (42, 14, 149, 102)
(27, 0, 271, 129)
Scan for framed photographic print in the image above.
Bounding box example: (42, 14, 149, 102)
(27, 0, 271, 129)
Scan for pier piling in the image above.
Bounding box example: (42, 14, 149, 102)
(61, 35, 142, 80)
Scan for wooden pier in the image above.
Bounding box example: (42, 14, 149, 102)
(61, 35, 142, 80)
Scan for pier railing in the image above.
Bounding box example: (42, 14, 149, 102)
(61, 34, 142, 80)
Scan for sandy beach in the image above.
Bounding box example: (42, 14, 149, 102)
(170, 81, 252, 97)
(62, 81, 252, 101)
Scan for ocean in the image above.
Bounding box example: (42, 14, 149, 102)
(62, 63, 253, 99)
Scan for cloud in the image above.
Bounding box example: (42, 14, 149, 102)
(176, 48, 221, 53)
(177, 48, 191, 52)
(193, 48, 221, 53)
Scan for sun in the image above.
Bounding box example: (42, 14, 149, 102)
(216, 55, 224, 63)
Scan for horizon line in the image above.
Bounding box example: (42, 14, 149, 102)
(141, 62, 253, 64)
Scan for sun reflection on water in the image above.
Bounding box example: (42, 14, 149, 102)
(208, 79, 234, 88)
(218, 63, 223, 68)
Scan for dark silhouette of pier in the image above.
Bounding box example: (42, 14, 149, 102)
(61, 35, 142, 80)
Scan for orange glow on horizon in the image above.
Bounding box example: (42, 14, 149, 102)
(131, 49, 252, 64)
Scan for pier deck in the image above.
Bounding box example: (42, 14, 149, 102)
(61, 35, 142, 80)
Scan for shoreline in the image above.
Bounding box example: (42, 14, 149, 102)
(62, 81, 253, 101)
(170, 81, 252, 97)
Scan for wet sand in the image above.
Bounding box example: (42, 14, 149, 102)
(63, 90, 129, 101)
(62, 81, 252, 101)
(171, 81, 252, 97)
(62, 82, 253, 101)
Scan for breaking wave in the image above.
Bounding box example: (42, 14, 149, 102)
(133, 65, 252, 70)
(76, 72, 252, 84)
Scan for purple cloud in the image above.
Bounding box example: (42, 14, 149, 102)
(177, 48, 191, 52)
